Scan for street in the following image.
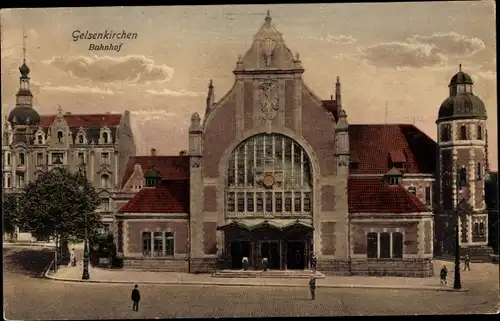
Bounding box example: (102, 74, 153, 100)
(3, 246, 499, 319)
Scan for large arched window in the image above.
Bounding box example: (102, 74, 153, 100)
(226, 134, 312, 216)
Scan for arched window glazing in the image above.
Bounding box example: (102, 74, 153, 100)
(226, 134, 312, 216)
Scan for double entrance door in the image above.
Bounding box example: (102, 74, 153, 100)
(229, 240, 307, 270)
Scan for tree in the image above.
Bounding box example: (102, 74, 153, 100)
(19, 166, 103, 248)
(2, 191, 20, 238)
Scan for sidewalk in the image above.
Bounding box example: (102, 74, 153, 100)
(43, 259, 495, 292)
(3, 241, 56, 248)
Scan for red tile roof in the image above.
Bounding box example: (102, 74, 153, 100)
(39, 114, 122, 128)
(119, 180, 189, 213)
(121, 156, 190, 188)
(348, 177, 429, 213)
(322, 100, 338, 121)
(349, 124, 437, 175)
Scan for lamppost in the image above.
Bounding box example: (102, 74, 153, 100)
(79, 162, 90, 280)
(454, 167, 463, 290)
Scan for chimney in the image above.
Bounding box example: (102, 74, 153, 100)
(151, 148, 157, 156)
(179, 150, 187, 156)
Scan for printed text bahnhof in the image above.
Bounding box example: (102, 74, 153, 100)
(72, 30, 138, 42)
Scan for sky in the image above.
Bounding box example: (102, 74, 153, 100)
(1, 2, 497, 170)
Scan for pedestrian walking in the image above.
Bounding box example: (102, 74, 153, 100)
(309, 275, 317, 300)
(131, 284, 141, 312)
(440, 265, 448, 285)
(464, 254, 471, 271)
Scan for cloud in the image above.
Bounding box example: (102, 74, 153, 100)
(145, 88, 204, 97)
(476, 71, 496, 81)
(358, 42, 447, 69)
(300, 34, 357, 45)
(408, 32, 485, 57)
(130, 109, 179, 122)
(43, 55, 174, 84)
(325, 35, 357, 45)
(41, 85, 114, 95)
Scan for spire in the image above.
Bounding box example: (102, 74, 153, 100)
(16, 26, 33, 108)
(335, 76, 342, 115)
(22, 24, 27, 64)
(205, 79, 215, 115)
(265, 10, 272, 24)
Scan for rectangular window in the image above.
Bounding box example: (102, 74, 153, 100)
(19, 153, 25, 165)
(153, 232, 163, 257)
(51, 152, 64, 165)
(275, 193, 282, 213)
(142, 232, 151, 257)
(255, 136, 264, 167)
(425, 186, 431, 206)
(101, 198, 110, 211)
(227, 192, 235, 212)
(265, 192, 273, 212)
(392, 232, 403, 259)
(303, 192, 311, 212)
(236, 146, 245, 185)
(460, 125, 467, 140)
(78, 152, 85, 165)
(256, 192, 264, 212)
(367, 232, 378, 259)
(294, 192, 301, 212)
(7, 176, 11, 188)
(36, 153, 43, 165)
(17, 173, 25, 187)
(101, 152, 110, 165)
(379, 233, 391, 258)
(165, 232, 174, 256)
(237, 192, 245, 212)
(285, 192, 292, 212)
(246, 193, 254, 212)
(6, 153, 10, 166)
(228, 158, 235, 186)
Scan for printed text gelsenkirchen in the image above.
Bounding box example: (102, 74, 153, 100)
(72, 30, 138, 52)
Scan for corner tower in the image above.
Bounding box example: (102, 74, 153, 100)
(436, 64, 491, 259)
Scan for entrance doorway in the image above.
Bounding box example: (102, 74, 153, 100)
(230, 241, 251, 269)
(287, 241, 306, 270)
(259, 241, 280, 269)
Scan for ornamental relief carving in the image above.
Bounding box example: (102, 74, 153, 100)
(261, 38, 276, 67)
(258, 77, 280, 121)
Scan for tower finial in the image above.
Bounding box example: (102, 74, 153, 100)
(265, 10, 271, 23)
(459, 64, 462, 72)
(22, 24, 27, 64)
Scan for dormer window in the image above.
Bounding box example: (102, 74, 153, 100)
(37, 135, 43, 144)
(57, 131, 63, 143)
(389, 150, 406, 170)
(78, 135, 84, 144)
(385, 167, 402, 186)
(19, 152, 25, 166)
(144, 169, 161, 187)
(103, 132, 109, 144)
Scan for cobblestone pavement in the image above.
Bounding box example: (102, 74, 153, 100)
(4, 247, 499, 319)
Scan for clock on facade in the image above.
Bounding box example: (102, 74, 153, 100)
(262, 174, 275, 188)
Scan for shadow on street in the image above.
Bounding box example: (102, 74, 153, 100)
(3, 249, 54, 278)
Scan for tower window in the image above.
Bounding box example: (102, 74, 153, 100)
(459, 125, 467, 140)
(476, 163, 482, 181)
(57, 131, 63, 143)
(19, 153, 25, 165)
(458, 167, 467, 188)
(477, 126, 482, 140)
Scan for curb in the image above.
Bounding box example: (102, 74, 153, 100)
(43, 274, 468, 292)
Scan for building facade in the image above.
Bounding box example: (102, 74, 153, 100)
(2, 57, 136, 240)
(117, 13, 439, 276)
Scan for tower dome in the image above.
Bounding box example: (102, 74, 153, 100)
(7, 58, 40, 126)
(437, 65, 487, 122)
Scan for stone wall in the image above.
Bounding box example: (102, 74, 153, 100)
(318, 258, 434, 277)
(123, 258, 188, 272)
(189, 258, 218, 273)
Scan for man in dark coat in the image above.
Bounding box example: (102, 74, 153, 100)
(440, 265, 448, 285)
(309, 275, 317, 300)
(131, 284, 141, 312)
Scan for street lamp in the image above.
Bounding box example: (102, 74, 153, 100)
(79, 162, 90, 280)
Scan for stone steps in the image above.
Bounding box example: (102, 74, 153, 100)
(212, 270, 325, 279)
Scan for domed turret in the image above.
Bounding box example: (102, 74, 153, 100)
(8, 106, 40, 125)
(437, 64, 487, 122)
(19, 62, 30, 77)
